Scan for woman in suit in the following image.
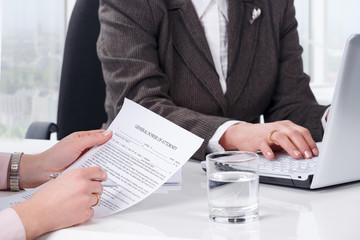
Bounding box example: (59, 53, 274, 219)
(97, 0, 329, 160)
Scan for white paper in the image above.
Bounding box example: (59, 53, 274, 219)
(0, 99, 203, 218)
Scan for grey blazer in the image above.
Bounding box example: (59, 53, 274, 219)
(97, 0, 328, 160)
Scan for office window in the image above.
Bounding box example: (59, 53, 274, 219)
(0, 0, 75, 139)
(294, 0, 360, 104)
(0, 1, 359, 139)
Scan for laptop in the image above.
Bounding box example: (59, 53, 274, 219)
(202, 34, 360, 189)
(261, 34, 360, 189)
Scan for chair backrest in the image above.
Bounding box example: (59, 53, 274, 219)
(57, 0, 107, 139)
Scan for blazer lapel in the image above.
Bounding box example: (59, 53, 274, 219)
(167, 0, 227, 112)
(226, 0, 261, 104)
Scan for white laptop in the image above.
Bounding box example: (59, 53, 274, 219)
(259, 34, 360, 189)
(201, 34, 360, 189)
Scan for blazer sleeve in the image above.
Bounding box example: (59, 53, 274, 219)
(97, 0, 230, 160)
(0, 208, 26, 240)
(264, 0, 328, 141)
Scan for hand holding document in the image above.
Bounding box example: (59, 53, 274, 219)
(0, 99, 204, 218)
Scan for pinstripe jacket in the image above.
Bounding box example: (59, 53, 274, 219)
(97, 0, 328, 160)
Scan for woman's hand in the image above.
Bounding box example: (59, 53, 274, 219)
(219, 121, 319, 159)
(12, 167, 107, 240)
(19, 130, 112, 188)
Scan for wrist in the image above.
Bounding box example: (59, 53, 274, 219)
(12, 200, 46, 239)
(19, 153, 50, 188)
(219, 122, 244, 150)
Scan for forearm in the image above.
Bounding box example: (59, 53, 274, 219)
(0, 152, 49, 190)
(0, 152, 11, 190)
(207, 120, 241, 153)
(18, 153, 51, 189)
(264, 0, 328, 141)
(98, 0, 232, 160)
(13, 167, 107, 240)
(12, 200, 44, 240)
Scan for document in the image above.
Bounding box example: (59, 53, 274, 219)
(0, 99, 204, 218)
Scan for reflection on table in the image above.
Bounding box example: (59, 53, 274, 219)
(1, 139, 360, 240)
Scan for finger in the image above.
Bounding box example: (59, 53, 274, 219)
(75, 130, 109, 138)
(258, 140, 275, 159)
(63, 130, 105, 140)
(90, 193, 101, 207)
(73, 131, 113, 151)
(288, 127, 317, 159)
(300, 129, 319, 156)
(64, 130, 110, 140)
(82, 166, 108, 182)
(268, 130, 279, 145)
(89, 181, 104, 195)
(284, 131, 312, 159)
(271, 131, 302, 159)
(87, 208, 95, 219)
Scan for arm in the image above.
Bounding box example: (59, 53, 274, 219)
(1, 130, 111, 189)
(0, 167, 107, 240)
(0, 154, 23, 239)
(18, 129, 112, 188)
(220, 0, 328, 159)
(12, 167, 107, 240)
(97, 0, 230, 160)
(264, 0, 329, 134)
(0, 153, 11, 189)
(1, 130, 112, 239)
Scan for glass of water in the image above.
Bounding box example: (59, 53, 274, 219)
(206, 151, 259, 223)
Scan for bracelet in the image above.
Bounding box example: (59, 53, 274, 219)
(9, 152, 23, 191)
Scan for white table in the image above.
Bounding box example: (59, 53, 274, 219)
(1, 140, 360, 240)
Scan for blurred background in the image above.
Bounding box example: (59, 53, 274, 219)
(0, 0, 359, 139)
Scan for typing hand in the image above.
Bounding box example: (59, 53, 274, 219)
(219, 121, 319, 160)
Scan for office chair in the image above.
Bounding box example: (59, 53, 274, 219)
(25, 0, 107, 140)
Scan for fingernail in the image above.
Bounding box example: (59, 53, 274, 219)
(312, 148, 319, 156)
(304, 150, 312, 159)
(267, 151, 273, 157)
(293, 150, 301, 157)
(103, 171, 108, 180)
(103, 130, 111, 136)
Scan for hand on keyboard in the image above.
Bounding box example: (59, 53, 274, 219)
(219, 121, 319, 160)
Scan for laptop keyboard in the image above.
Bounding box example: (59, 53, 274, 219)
(259, 153, 318, 175)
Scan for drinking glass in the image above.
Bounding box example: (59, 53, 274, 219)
(206, 151, 259, 223)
